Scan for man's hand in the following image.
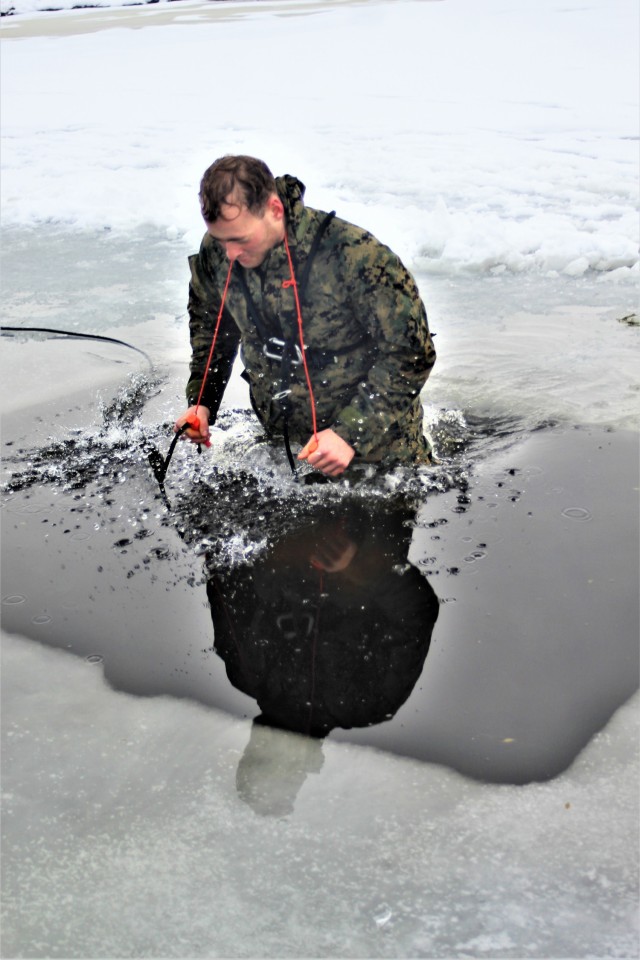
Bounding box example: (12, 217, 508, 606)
(174, 405, 211, 446)
(298, 428, 355, 477)
(309, 530, 358, 572)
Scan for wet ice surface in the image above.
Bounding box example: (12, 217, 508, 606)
(2, 223, 638, 429)
(2, 618, 637, 959)
(2, 622, 639, 959)
(1, 236, 639, 955)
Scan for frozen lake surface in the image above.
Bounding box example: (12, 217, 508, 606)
(2, 279, 638, 958)
(1, 0, 639, 956)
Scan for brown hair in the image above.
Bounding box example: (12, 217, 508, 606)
(199, 155, 277, 223)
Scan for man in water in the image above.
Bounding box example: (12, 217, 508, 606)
(175, 155, 436, 477)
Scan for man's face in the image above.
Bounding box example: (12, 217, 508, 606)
(206, 195, 285, 269)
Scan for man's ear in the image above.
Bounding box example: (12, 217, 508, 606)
(268, 195, 285, 219)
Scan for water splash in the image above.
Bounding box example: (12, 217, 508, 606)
(2, 387, 541, 577)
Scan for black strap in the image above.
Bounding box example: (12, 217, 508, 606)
(235, 210, 336, 345)
(297, 211, 336, 304)
(235, 268, 281, 344)
(145, 421, 197, 508)
(147, 422, 191, 489)
(282, 419, 298, 477)
(235, 211, 337, 480)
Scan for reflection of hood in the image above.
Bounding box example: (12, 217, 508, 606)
(207, 500, 439, 738)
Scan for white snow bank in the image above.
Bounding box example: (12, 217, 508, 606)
(2, 629, 638, 958)
(1, 0, 638, 277)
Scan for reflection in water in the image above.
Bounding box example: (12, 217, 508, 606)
(236, 724, 325, 818)
(205, 499, 439, 814)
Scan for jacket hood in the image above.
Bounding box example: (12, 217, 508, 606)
(276, 175, 307, 231)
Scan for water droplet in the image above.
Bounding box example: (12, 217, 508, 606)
(2, 595, 26, 605)
(561, 506, 592, 522)
(32, 615, 52, 625)
(85, 654, 103, 664)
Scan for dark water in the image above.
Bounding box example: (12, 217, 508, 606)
(2, 366, 637, 786)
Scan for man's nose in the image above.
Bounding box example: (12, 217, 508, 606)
(225, 242, 242, 261)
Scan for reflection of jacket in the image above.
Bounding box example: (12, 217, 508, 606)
(186, 175, 436, 463)
(206, 504, 439, 737)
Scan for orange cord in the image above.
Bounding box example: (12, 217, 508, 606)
(190, 235, 319, 455)
(283, 233, 319, 453)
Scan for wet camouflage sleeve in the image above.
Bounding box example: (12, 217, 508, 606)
(328, 232, 436, 458)
(185, 251, 240, 420)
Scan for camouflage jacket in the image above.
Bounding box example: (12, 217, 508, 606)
(186, 175, 436, 463)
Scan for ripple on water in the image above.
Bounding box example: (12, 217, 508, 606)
(4, 502, 50, 516)
(464, 550, 488, 562)
(522, 465, 544, 479)
(561, 506, 593, 522)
